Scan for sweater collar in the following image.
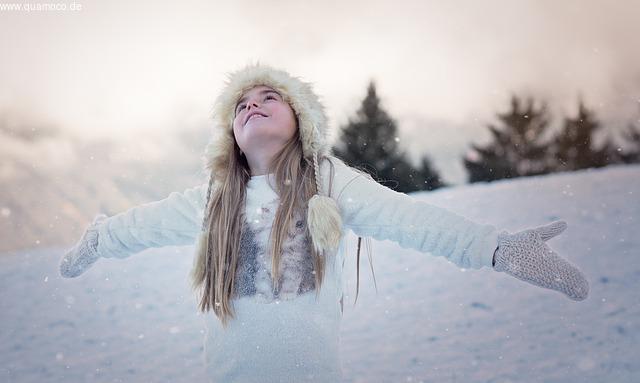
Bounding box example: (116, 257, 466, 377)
(247, 173, 277, 197)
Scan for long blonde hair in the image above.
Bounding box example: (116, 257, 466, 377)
(191, 126, 376, 328)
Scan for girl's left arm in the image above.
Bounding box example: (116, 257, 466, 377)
(322, 158, 498, 270)
(95, 183, 208, 259)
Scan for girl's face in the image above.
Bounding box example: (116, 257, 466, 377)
(232, 85, 297, 161)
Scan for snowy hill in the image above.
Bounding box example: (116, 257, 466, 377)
(0, 125, 207, 253)
(1, 163, 638, 382)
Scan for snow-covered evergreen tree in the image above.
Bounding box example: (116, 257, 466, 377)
(550, 99, 618, 172)
(618, 120, 640, 164)
(332, 81, 445, 192)
(463, 94, 553, 183)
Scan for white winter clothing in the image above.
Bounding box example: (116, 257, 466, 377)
(94, 156, 500, 382)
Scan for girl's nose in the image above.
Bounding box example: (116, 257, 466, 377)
(247, 99, 260, 110)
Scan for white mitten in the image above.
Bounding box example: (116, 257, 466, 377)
(492, 220, 589, 301)
(59, 213, 108, 278)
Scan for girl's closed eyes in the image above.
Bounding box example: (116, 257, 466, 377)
(235, 92, 281, 115)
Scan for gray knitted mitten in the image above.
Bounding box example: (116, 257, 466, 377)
(59, 214, 108, 278)
(492, 220, 589, 301)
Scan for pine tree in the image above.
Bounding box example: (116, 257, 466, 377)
(332, 81, 445, 192)
(463, 94, 553, 183)
(550, 99, 616, 172)
(416, 155, 446, 190)
(383, 153, 447, 191)
(619, 121, 640, 164)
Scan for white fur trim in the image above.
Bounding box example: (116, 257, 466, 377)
(206, 62, 330, 163)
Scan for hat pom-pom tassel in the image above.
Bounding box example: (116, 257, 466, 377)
(307, 194, 343, 254)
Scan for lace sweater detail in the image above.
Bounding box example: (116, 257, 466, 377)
(235, 200, 316, 303)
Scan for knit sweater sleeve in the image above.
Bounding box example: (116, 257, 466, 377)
(95, 183, 208, 259)
(321, 157, 499, 270)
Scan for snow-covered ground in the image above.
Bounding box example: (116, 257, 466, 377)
(1, 164, 638, 382)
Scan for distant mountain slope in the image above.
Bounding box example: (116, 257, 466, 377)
(0, 125, 206, 253)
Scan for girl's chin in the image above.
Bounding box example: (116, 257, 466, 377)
(244, 116, 268, 127)
(243, 124, 278, 136)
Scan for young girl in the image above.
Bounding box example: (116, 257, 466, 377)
(59, 63, 589, 382)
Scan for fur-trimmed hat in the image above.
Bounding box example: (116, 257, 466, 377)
(193, 63, 343, 270)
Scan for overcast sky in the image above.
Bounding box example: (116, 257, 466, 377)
(1, 0, 639, 183)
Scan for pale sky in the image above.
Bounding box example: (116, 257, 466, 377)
(1, 0, 639, 183)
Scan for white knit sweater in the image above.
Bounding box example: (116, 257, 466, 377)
(95, 156, 499, 382)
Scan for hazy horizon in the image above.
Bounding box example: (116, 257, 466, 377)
(2, 0, 639, 183)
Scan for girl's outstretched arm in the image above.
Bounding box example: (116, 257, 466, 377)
(323, 157, 498, 270)
(95, 183, 208, 259)
(60, 183, 208, 278)
(321, 157, 589, 301)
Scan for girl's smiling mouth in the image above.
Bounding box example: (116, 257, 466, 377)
(244, 111, 268, 125)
